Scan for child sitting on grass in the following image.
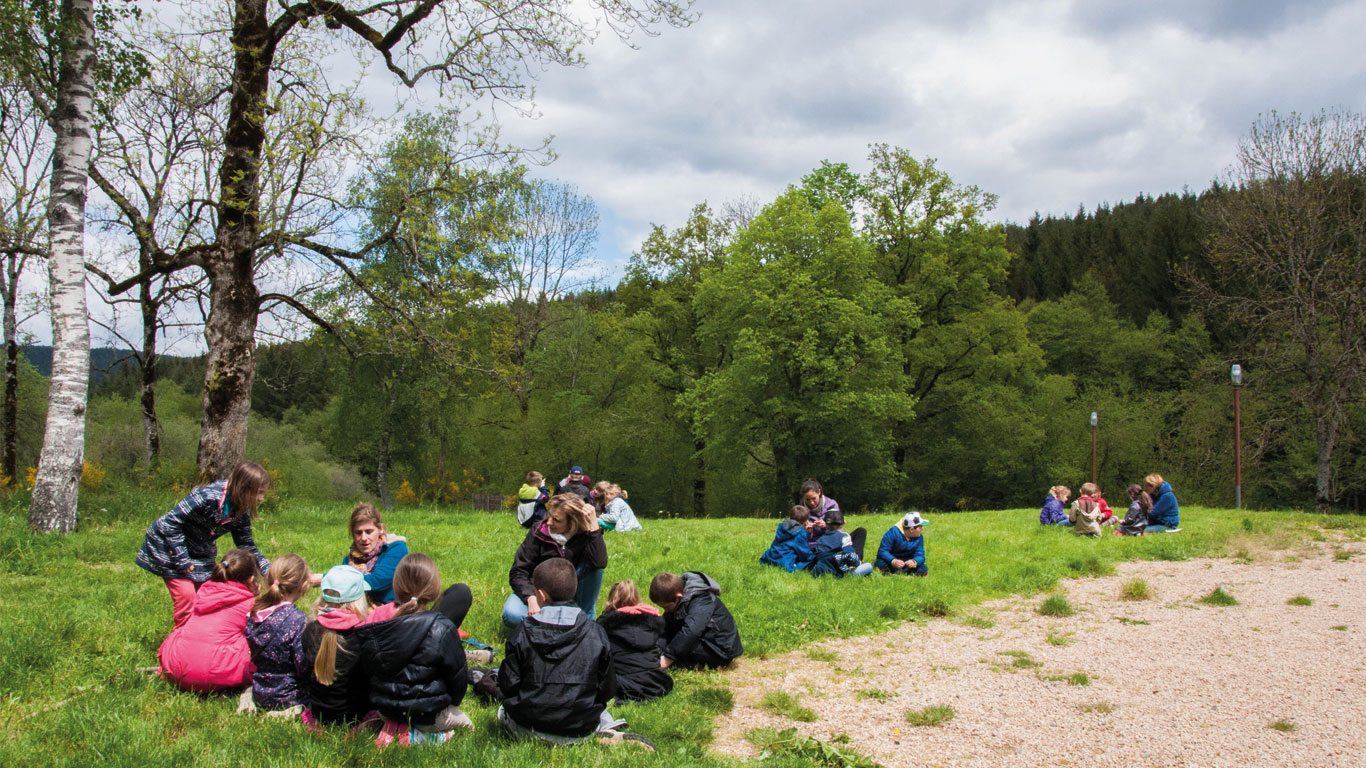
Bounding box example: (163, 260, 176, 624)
(596, 580, 672, 702)
(810, 510, 873, 577)
(875, 512, 929, 575)
(301, 565, 373, 730)
(1116, 484, 1151, 536)
(651, 571, 743, 669)
(759, 505, 815, 572)
(1068, 496, 1103, 537)
(517, 471, 550, 529)
(598, 483, 643, 531)
(1077, 482, 1116, 526)
(498, 559, 652, 749)
(242, 553, 311, 715)
(1040, 485, 1071, 525)
(158, 547, 260, 693)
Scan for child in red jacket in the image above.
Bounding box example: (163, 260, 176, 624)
(159, 548, 260, 693)
(1077, 483, 1117, 526)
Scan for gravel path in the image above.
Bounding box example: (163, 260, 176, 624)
(712, 543, 1366, 768)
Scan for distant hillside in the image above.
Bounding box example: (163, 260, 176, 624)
(21, 345, 203, 383)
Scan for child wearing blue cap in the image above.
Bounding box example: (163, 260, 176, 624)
(301, 565, 374, 729)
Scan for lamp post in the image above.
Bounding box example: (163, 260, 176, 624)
(1232, 364, 1243, 509)
(1090, 411, 1098, 486)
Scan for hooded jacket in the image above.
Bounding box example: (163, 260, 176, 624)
(245, 602, 308, 709)
(1118, 498, 1149, 536)
(810, 529, 860, 578)
(805, 495, 840, 547)
(759, 519, 815, 572)
(875, 522, 926, 571)
(662, 571, 742, 665)
(1069, 498, 1104, 536)
(498, 603, 617, 736)
(136, 480, 270, 582)
(508, 522, 608, 602)
(1040, 494, 1068, 525)
(301, 609, 370, 724)
(158, 580, 256, 692)
(357, 611, 468, 725)
(596, 605, 672, 702)
(1149, 481, 1180, 527)
(599, 496, 643, 532)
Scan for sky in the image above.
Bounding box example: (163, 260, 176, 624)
(21, 0, 1366, 350)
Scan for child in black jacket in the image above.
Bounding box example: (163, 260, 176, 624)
(596, 580, 673, 702)
(650, 571, 743, 669)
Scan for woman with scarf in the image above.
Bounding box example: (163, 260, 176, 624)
(343, 503, 409, 605)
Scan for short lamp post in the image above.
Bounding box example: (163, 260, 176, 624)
(1232, 364, 1243, 509)
(1090, 411, 1098, 486)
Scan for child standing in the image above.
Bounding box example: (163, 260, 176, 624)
(358, 554, 471, 746)
(598, 484, 643, 531)
(243, 553, 311, 715)
(596, 580, 672, 702)
(517, 471, 550, 529)
(651, 571, 743, 669)
(1116, 484, 1151, 536)
(875, 512, 929, 575)
(1040, 486, 1071, 525)
(158, 547, 260, 693)
(301, 566, 373, 728)
(760, 506, 815, 572)
(810, 510, 873, 577)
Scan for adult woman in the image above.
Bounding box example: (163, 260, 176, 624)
(137, 461, 275, 629)
(1143, 473, 1182, 533)
(342, 503, 408, 604)
(502, 494, 607, 626)
(799, 478, 840, 547)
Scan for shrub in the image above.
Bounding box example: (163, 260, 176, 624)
(79, 462, 107, 492)
(395, 480, 419, 506)
(905, 705, 955, 727)
(1038, 594, 1074, 617)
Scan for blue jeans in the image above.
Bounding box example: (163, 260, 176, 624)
(502, 564, 604, 627)
(1144, 523, 1179, 533)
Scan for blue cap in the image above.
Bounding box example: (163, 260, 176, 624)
(320, 565, 366, 603)
(570, 465, 583, 473)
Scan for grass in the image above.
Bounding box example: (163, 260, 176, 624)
(1, 490, 1359, 768)
(1077, 701, 1114, 713)
(1119, 578, 1151, 601)
(1201, 586, 1240, 606)
(999, 650, 1041, 669)
(1268, 719, 1296, 732)
(805, 647, 838, 662)
(1287, 595, 1313, 606)
(1334, 549, 1353, 561)
(1038, 594, 1075, 617)
(856, 689, 893, 702)
(1332, 625, 1348, 631)
(759, 691, 817, 722)
(904, 705, 955, 727)
(1045, 631, 1071, 646)
(961, 614, 995, 629)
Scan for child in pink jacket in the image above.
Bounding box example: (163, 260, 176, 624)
(159, 547, 261, 693)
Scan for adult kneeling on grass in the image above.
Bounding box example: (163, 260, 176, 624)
(503, 495, 607, 626)
(343, 503, 408, 605)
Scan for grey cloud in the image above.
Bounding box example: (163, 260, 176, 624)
(1071, 0, 1353, 39)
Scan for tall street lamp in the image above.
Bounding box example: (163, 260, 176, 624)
(1090, 411, 1098, 486)
(1232, 364, 1243, 509)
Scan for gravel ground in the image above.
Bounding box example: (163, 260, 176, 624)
(712, 542, 1366, 768)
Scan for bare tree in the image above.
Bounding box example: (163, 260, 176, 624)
(1194, 109, 1366, 509)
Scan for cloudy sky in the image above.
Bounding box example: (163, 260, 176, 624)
(479, 0, 1366, 272)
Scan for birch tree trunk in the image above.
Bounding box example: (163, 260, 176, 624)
(2, 253, 21, 484)
(29, 0, 95, 533)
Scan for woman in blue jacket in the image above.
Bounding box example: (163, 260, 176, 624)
(1142, 474, 1182, 533)
(343, 503, 408, 604)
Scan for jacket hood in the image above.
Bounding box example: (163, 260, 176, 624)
(1156, 481, 1173, 497)
(194, 580, 255, 615)
(521, 603, 592, 662)
(613, 603, 660, 617)
(779, 519, 805, 534)
(317, 606, 366, 630)
(681, 571, 721, 600)
(361, 612, 439, 676)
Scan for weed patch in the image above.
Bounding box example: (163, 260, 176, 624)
(1201, 586, 1239, 606)
(746, 727, 885, 767)
(806, 647, 838, 662)
(1077, 701, 1114, 713)
(1120, 578, 1151, 601)
(1038, 594, 1075, 617)
(1268, 719, 1296, 732)
(760, 691, 817, 722)
(905, 705, 955, 727)
(856, 689, 893, 702)
(1287, 595, 1313, 606)
(1046, 631, 1071, 646)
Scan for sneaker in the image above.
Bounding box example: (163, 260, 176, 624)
(596, 731, 656, 751)
(466, 649, 496, 665)
(1165, 527, 1183, 533)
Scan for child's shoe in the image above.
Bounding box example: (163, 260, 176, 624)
(596, 731, 656, 751)
(466, 649, 496, 665)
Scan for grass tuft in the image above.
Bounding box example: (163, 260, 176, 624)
(689, 686, 735, 714)
(904, 705, 955, 727)
(999, 650, 1041, 669)
(1067, 672, 1091, 686)
(1268, 719, 1296, 732)
(1038, 594, 1075, 617)
(962, 614, 994, 629)
(806, 647, 839, 662)
(1120, 578, 1151, 601)
(1077, 701, 1114, 713)
(856, 689, 893, 702)
(1200, 586, 1239, 606)
(759, 691, 817, 722)
(1286, 595, 1313, 606)
(1332, 625, 1348, 631)
(1068, 555, 1114, 577)
(1046, 631, 1070, 646)
(1334, 549, 1353, 561)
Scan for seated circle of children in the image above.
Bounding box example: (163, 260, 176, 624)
(1068, 496, 1104, 537)
(651, 571, 743, 669)
(809, 510, 873, 577)
(343, 503, 408, 604)
(497, 558, 650, 747)
(137, 461, 274, 629)
(596, 580, 673, 702)
(1143, 473, 1182, 532)
(875, 512, 929, 575)
(517, 471, 551, 528)
(1117, 484, 1151, 536)
(504, 494, 608, 626)
(596, 482, 643, 531)
(1077, 483, 1117, 526)
(242, 553, 312, 715)
(301, 565, 374, 728)
(759, 505, 816, 572)
(1039, 485, 1071, 525)
(357, 553, 472, 746)
(799, 478, 839, 547)
(158, 547, 261, 693)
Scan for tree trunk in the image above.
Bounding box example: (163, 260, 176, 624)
(376, 383, 397, 511)
(692, 436, 706, 517)
(139, 278, 160, 469)
(196, 0, 271, 480)
(3, 254, 19, 485)
(1314, 405, 1340, 512)
(29, 0, 96, 534)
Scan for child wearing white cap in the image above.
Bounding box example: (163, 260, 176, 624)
(874, 512, 929, 575)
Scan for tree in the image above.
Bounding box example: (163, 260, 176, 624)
(1193, 109, 1366, 509)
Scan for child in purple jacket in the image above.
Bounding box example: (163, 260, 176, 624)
(242, 554, 312, 715)
(1040, 486, 1071, 525)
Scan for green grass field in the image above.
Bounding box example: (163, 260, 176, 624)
(2, 491, 1361, 767)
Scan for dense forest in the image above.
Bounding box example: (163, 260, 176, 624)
(10, 149, 1362, 516)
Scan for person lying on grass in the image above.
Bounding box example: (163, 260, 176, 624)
(876, 512, 929, 575)
(759, 505, 816, 572)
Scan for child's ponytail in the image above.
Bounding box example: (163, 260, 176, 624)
(211, 547, 261, 593)
(254, 553, 309, 614)
(312, 595, 369, 686)
(391, 553, 441, 618)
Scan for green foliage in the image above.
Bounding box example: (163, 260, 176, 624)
(759, 691, 817, 722)
(1120, 578, 1151, 601)
(1038, 594, 1075, 617)
(1046, 631, 1071, 646)
(904, 705, 955, 727)
(1268, 719, 1296, 732)
(1201, 586, 1239, 606)
(856, 689, 892, 702)
(746, 727, 886, 768)
(1286, 595, 1313, 606)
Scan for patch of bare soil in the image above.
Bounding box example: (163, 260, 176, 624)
(712, 543, 1366, 768)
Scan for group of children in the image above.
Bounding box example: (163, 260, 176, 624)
(517, 466, 641, 532)
(760, 478, 930, 577)
(1040, 474, 1182, 537)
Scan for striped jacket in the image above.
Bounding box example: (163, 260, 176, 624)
(135, 480, 270, 581)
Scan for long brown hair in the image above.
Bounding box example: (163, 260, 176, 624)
(226, 461, 271, 518)
(392, 553, 442, 618)
(1127, 484, 1153, 515)
(211, 547, 261, 592)
(254, 553, 309, 613)
(311, 595, 370, 686)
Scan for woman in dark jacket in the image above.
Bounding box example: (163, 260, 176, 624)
(596, 580, 672, 702)
(502, 494, 608, 626)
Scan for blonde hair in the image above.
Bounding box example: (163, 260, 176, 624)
(1143, 473, 1164, 494)
(546, 494, 595, 535)
(254, 553, 310, 613)
(311, 596, 370, 686)
(225, 462, 271, 517)
(607, 483, 626, 499)
(392, 553, 442, 618)
(1049, 485, 1070, 501)
(604, 580, 641, 612)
